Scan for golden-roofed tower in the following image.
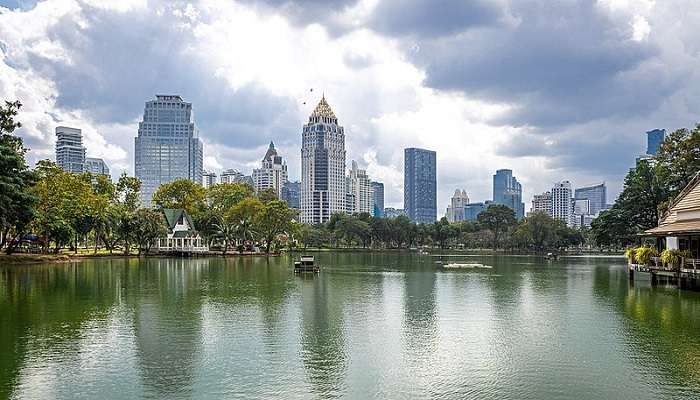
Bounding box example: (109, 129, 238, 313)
(309, 95, 337, 122)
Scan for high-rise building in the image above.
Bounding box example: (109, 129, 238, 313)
(346, 160, 372, 215)
(530, 191, 552, 215)
(85, 157, 110, 178)
(134, 95, 203, 206)
(281, 181, 301, 210)
(253, 141, 288, 197)
(464, 202, 487, 221)
(493, 169, 524, 219)
(646, 129, 666, 155)
(551, 181, 573, 226)
(446, 189, 470, 223)
(404, 148, 437, 224)
(301, 96, 346, 224)
(220, 169, 254, 187)
(55, 126, 86, 174)
(371, 182, 384, 217)
(202, 171, 217, 188)
(574, 183, 606, 215)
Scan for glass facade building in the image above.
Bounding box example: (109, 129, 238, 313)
(282, 181, 301, 210)
(135, 95, 203, 206)
(371, 182, 384, 217)
(404, 148, 437, 224)
(492, 169, 524, 219)
(85, 157, 110, 178)
(646, 129, 666, 155)
(574, 183, 606, 216)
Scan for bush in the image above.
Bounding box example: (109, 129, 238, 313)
(635, 246, 658, 266)
(661, 249, 693, 270)
(624, 248, 636, 264)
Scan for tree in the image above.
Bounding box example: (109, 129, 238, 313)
(590, 207, 637, 249)
(615, 159, 667, 232)
(254, 200, 297, 253)
(655, 125, 700, 202)
(477, 204, 517, 250)
(0, 101, 38, 253)
(257, 187, 278, 204)
(515, 212, 561, 252)
(116, 173, 141, 210)
(206, 183, 254, 213)
(152, 179, 206, 217)
(431, 217, 454, 249)
(133, 208, 168, 255)
(300, 224, 329, 249)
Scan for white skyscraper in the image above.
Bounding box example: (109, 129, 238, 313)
(55, 126, 86, 174)
(202, 171, 217, 188)
(346, 160, 372, 215)
(446, 189, 470, 223)
(530, 191, 552, 215)
(551, 181, 573, 226)
(301, 96, 346, 224)
(134, 95, 203, 206)
(253, 141, 288, 197)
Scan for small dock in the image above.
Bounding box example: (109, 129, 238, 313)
(628, 259, 700, 290)
(294, 256, 320, 274)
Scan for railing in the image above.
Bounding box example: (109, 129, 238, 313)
(682, 258, 700, 274)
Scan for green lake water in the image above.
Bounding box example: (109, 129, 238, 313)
(1, 253, 700, 399)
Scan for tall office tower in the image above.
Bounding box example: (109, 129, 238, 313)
(464, 202, 487, 221)
(551, 181, 573, 226)
(253, 141, 288, 197)
(134, 95, 203, 206)
(371, 182, 385, 217)
(85, 157, 110, 178)
(446, 189, 470, 223)
(220, 169, 254, 187)
(404, 148, 437, 223)
(281, 181, 301, 210)
(530, 191, 552, 215)
(493, 169, 525, 219)
(202, 171, 217, 188)
(646, 129, 666, 155)
(301, 96, 346, 224)
(574, 183, 606, 215)
(55, 126, 86, 174)
(346, 160, 372, 215)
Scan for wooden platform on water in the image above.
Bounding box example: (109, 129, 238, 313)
(294, 256, 320, 274)
(628, 263, 700, 290)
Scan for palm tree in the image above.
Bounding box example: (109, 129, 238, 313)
(213, 217, 236, 255)
(235, 218, 257, 252)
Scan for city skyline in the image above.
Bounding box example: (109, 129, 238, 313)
(3, 1, 700, 212)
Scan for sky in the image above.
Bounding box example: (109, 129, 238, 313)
(1, 0, 699, 215)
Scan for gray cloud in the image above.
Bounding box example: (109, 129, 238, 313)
(369, 0, 505, 37)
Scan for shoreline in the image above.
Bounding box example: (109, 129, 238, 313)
(0, 251, 282, 265)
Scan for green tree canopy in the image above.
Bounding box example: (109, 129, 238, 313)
(477, 204, 517, 250)
(152, 179, 206, 216)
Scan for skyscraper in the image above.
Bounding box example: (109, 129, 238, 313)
(493, 169, 524, 219)
(371, 182, 384, 217)
(646, 129, 666, 155)
(446, 189, 470, 223)
(301, 96, 346, 224)
(85, 157, 110, 178)
(134, 95, 203, 206)
(551, 181, 573, 226)
(404, 148, 437, 224)
(346, 160, 372, 215)
(55, 126, 86, 174)
(574, 183, 606, 215)
(253, 141, 288, 197)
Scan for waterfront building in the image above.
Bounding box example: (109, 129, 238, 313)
(153, 208, 207, 254)
(384, 208, 406, 218)
(551, 181, 574, 226)
(646, 129, 666, 155)
(281, 181, 301, 210)
(202, 171, 217, 188)
(134, 95, 203, 206)
(85, 157, 110, 178)
(371, 182, 385, 217)
(572, 198, 594, 228)
(530, 192, 552, 216)
(404, 148, 437, 224)
(493, 169, 525, 219)
(464, 202, 487, 221)
(55, 126, 86, 174)
(346, 160, 372, 215)
(220, 169, 253, 187)
(446, 189, 470, 223)
(644, 172, 700, 258)
(301, 96, 346, 224)
(574, 183, 606, 215)
(253, 141, 288, 197)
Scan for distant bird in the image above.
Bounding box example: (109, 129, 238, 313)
(303, 101, 306, 105)
(310, 88, 313, 92)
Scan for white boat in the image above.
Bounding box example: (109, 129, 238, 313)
(443, 263, 493, 269)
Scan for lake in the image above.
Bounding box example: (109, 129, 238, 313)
(1, 253, 700, 399)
